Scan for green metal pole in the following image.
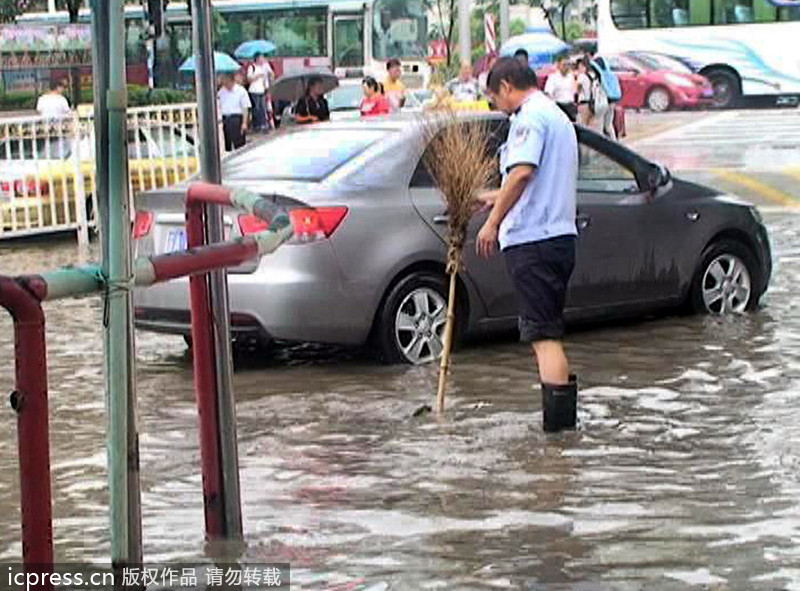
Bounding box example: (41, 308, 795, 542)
(106, 0, 142, 571)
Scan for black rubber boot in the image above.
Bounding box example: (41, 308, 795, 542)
(541, 374, 578, 433)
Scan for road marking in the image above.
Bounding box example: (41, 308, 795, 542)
(713, 170, 799, 207)
(784, 167, 800, 184)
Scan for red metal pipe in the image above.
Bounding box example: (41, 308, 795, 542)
(185, 202, 226, 538)
(0, 275, 54, 586)
(149, 240, 259, 285)
(186, 182, 233, 207)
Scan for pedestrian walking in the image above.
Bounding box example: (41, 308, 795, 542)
(218, 73, 251, 151)
(446, 60, 481, 102)
(477, 57, 579, 432)
(360, 76, 391, 117)
(294, 76, 330, 124)
(544, 56, 578, 122)
(383, 58, 406, 111)
(590, 56, 622, 140)
(576, 58, 594, 126)
(246, 52, 274, 131)
(36, 78, 71, 119)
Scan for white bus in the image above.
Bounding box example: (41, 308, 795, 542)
(598, 0, 800, 107)
(19, 0, 431, 89)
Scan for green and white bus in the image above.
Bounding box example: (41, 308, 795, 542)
(20, 0, 431, 89)
(598, 0, 800, 107)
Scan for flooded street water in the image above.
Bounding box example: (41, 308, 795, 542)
(0, 208, 798, 589)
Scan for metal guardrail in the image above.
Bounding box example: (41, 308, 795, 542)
(0, 103, 201, 244)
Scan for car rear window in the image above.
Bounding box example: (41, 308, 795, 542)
(222, 128, 392, 182)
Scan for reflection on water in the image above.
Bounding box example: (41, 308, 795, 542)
(1, 212, 798, 589)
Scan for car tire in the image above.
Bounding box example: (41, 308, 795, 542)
(375, 272, 458, 365)
(646, 86, 671, 113)
(690, 240, 760, 315)
(705, 69, 740, 109)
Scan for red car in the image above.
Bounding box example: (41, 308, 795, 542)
(606, 53, 714, 112)
(536, 53, 713, 113)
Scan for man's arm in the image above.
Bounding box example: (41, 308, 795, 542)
(476, 165, 535, 258)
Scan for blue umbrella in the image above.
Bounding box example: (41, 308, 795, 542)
(500, 31, 570, 68)
(234, 40, 276, 60)
(179, 51, 242, 73)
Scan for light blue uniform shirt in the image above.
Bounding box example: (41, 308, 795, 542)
(498, 91, 578, 251)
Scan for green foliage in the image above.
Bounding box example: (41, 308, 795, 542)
(0, 0, 32, 23)
(128, 85, 196, 107)
(565, 20, 584, 41)
(0, 91, 37, 111)
(511, 18, 527, 36)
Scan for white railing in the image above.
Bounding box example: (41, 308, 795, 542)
(0, 103, 201, 244)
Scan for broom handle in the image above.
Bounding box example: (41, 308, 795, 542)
(437, 265, 459, 414)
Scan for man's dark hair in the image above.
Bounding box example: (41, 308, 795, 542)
(307, 75, 323, 92)
(486, 56, 537, 94)
(50, 78, 65, 91)
(254, 52, 263, 59)
(386, 58, 401, 70)
(513, 48, 528, 59)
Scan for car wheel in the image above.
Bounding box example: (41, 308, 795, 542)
(375, 272, 452, 365)
(691, 240, 760, 315)
(646, 86, 671, 112)
(705, 69, 740, 109)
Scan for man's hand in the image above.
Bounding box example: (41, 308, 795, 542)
(476, 218, 499, 259)
(241, 123, 248, 134)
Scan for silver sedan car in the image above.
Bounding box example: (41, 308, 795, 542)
(133, 113, 772, 364)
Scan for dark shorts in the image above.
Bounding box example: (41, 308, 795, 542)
(503, 236, 576, 343)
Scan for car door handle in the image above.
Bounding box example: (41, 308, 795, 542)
(433, 215, 449, 225)
(577, 214, 591, 230)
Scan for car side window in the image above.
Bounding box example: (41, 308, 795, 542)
(410, 119, 509, 189)
(578, 143, 639, 194)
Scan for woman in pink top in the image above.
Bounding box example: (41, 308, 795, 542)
(359, 77, 391, 118)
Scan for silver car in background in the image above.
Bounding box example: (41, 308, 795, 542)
(133, 114, 772, 364)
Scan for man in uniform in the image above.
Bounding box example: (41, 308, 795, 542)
(476, 57, 580, 432)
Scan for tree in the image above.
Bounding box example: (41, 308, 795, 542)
(425, 0, 458, 67)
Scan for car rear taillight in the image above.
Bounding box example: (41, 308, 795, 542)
(132, 210, 154, 239)
(238, 214, 270, 236)
(238, 207, 348, 242)
(289, 207, 348, 241)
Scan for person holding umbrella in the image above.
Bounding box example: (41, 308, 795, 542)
(247, 52, 274, 132)
(294, 76, 330, 125)
(218, 73, 252, 151)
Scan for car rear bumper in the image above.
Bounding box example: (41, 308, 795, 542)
(133, 241, 377, 346)
(673, 87, 715, 108)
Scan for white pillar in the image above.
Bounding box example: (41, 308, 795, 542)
(459, 0, 471, 64)
(499, 0, 510, 45)
(48, 0, 57, 12)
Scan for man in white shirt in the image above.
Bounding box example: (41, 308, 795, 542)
(544, 57, 578, 121)
(446, 60, 481, 102)
(477, 57, 580, 432)
(218, 73, 252, 151)
(36, 79, 71, 119)
(247, 53, 274, 132)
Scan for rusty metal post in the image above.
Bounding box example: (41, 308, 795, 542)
(0, 276, 53, 588)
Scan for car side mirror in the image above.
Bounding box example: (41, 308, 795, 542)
(645, 163, 671, 193)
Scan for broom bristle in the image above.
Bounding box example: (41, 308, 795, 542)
(419, 110, 497, 269)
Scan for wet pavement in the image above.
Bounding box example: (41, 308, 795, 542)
(1, 111, 800, 589)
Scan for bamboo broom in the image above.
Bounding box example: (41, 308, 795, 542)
(420, 111, 497, 414)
